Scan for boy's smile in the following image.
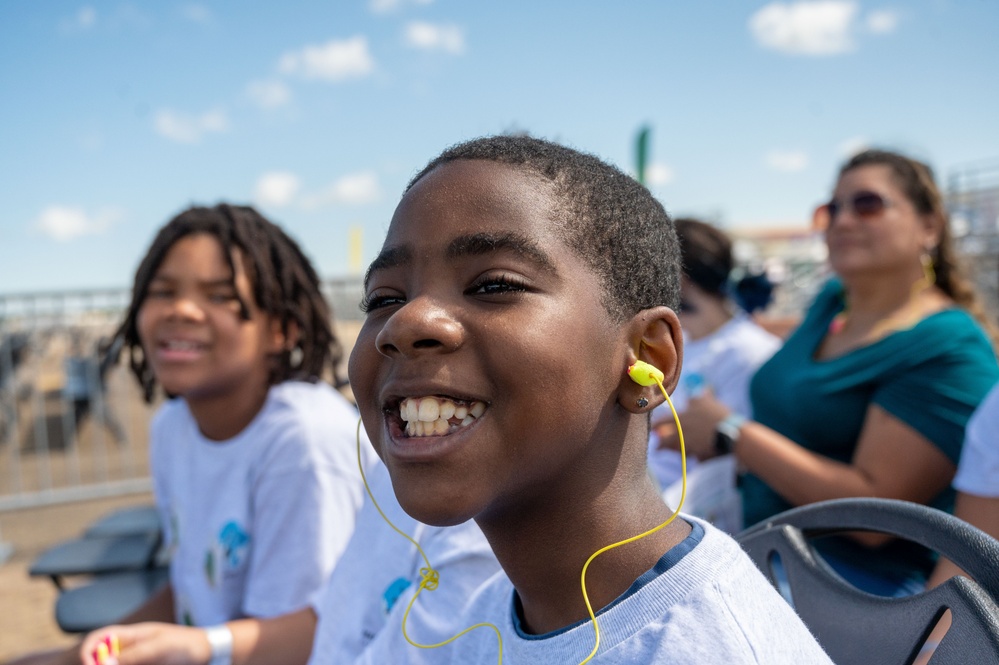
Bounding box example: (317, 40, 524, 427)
(397, 395, 487, 437)
(348, 159, 629, 528)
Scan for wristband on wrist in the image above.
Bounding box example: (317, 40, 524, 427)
(715, 412, 747, 456)
(204, 625, 234, 665)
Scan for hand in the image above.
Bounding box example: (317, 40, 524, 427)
(660, 389, 731, 461)
(78, 624, 211, 665)
(651, 414, 678, 450)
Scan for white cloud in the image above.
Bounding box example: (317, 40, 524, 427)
(60, 6, 96, 32)
(77, 6, 97, 28)
(866, 9, 899, 34)
(837, 136, 869, 157)
(370, 0, 434, 14)
(749, 1, 858, 55)
(278, 37, 375, 82)
(246, 79, 291, 109)
(765, 150, 809, 172)
(646, 163, 675, 187)
(405, 21, 465, 54)
(33, 205, 121, 242)
(302, 172, 381, 209)
(181, 4, 213, 24)
(254, 172, 301, 208)
(154, 108, 229, 144)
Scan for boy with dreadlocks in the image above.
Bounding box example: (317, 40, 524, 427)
(9, 204, 377, 665)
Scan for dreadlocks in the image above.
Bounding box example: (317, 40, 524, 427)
(109, 203, 342, 402)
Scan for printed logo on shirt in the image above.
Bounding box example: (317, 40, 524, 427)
(382, 576, 412, 615)
(204, 520, 251, 587)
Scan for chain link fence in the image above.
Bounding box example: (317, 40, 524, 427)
(0, 277, 364, 513)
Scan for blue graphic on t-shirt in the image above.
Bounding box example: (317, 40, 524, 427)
(382, 576, 412, 614)
(218, 521, 250, 569)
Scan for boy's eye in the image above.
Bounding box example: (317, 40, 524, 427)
(468, 274, 528, 297)
(360, 291, 406, 314)
(208, 291, 238, 304)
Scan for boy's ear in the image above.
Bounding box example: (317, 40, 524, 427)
(267, 318, 300, 355)
(619, 306, 683, 413)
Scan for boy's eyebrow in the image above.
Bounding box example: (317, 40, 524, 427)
(364, 245, 412, 289)
(445, 232, 556, 273)
(364, 233, 556, 288)
(148, 275, 235, 289)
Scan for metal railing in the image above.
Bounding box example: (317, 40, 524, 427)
(0, 277, 364, 513)
(948, 160, 999, 324)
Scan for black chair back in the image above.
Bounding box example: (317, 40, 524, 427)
(736, 498, 999, 665)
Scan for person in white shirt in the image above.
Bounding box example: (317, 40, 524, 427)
(647, 219, 779, 531)
(8, 204, 374, 665)
(348, 135, 832, 664)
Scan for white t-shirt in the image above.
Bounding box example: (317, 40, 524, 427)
(438, 517, 832, 664)
(308, 462, 500, 665)
(953, 381, 999, 498)
(648, 313, 780, 490)
(151, 380, 378, 625)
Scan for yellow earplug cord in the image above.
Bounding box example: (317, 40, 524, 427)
(354, 360, 686, 665)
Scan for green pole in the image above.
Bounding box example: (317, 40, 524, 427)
(635, 125, 651, 185)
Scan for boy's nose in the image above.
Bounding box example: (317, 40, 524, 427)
(167, 296, 206, 321)
(375, 297, 462, 357)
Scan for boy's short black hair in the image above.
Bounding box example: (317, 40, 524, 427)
(111, 203, 342, 402)
(407, 135, 681, 321)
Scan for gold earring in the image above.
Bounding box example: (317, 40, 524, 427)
(920, 251, 936, 289)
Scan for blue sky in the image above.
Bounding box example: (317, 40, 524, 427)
(2, 0, 997, 293)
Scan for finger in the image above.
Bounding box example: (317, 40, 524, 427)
(654, 422, 678, 440)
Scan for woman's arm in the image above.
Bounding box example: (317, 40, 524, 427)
(738, 405, 954, 507)
(673, 395, 956, 546)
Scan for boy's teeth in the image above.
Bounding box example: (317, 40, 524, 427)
(399, 396, 487, 437)
(417, 399, 439, 422)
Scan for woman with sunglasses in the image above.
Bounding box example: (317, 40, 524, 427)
(668, 148, 999, 597)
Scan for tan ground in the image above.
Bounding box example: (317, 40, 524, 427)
(0, 492, 154, 661)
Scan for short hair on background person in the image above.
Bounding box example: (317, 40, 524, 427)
(109, 204, 343, 402)
(406, 134, 681, 321)
(674, 217, 732, 297)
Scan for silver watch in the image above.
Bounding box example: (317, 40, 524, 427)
(715, 412, 747, 456)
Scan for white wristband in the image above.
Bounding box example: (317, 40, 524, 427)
(204, 625, 234, 665)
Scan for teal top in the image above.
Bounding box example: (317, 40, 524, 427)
(745, 279, 999, 582)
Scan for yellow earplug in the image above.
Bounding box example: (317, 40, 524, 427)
(627, 360, 664, 387)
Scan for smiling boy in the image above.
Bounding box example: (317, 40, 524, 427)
(348, 136, 831, 663)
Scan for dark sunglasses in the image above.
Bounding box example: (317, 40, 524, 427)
(824, 191, 894, 220)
